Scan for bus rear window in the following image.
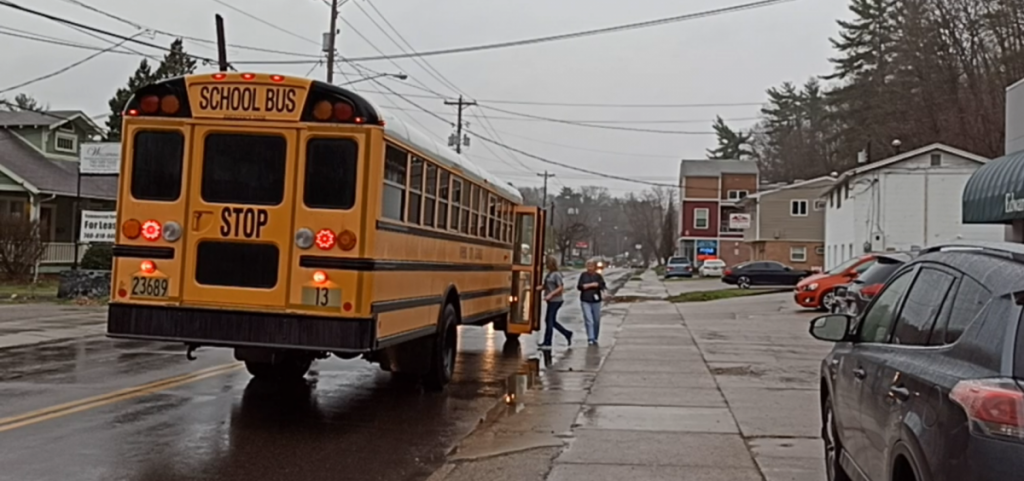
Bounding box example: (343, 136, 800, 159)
(202, 133, 286, 206)
(305, 138, 358, 210)
(131, 131, 184, 201)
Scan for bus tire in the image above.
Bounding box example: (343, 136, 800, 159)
(423, 304, 458, 392)
(244, 356, 312, 381)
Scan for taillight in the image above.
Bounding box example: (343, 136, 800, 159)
(160, 95, 180, 115)
(122, 219, 141, 239)
(315, 229, 336, 250)
(311, 100, 356, 122)
(337, 230, 357, 251)
(140, 260, 157, 274)
(140, 95, 159, 114)
(140, 220, 162, 241)
(860, 283, 882, 299)
(724, 269, 732, 276)
(312, 270, 328, 283)
(950, 379, 1024, 441)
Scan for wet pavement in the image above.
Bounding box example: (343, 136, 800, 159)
(0, 269, 632, 481)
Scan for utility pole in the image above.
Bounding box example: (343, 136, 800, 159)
(445, 95, 477, 154)
(324, 0, 339, 83)
(537, 171, 555, 207)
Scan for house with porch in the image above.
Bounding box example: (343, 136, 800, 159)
(0, 110, 116, 267)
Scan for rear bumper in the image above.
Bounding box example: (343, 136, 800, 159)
(107, 304, 376, 353)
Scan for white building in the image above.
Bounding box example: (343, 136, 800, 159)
(823, 143, 1006, 270)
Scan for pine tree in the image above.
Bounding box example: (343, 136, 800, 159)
(105, 39, 197, 141)
(706, 116, 754, 160)
(0, 93, 47, 112)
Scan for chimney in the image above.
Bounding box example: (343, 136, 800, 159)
(857, 149, 868, 164)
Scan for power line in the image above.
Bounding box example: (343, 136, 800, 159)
(354, 87, 763, 109)
(209, 0, 320, 46)
(0, 26, 140, 55)
(379, 104, 757, 125)
(57, 0, 322, 58)
(370, 79, 678, 187)
(339, 0, 797, 63)
(477, 104, 715, 135)
(0, 32, 140, 94)
(0, 1, 224, 66)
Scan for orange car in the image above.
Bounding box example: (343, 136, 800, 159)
(794, 254, 877, 311)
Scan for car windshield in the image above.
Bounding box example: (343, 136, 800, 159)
(668, 257, 689, 265)
(826, 257, 863, 275)
(857, 259, 903, 285)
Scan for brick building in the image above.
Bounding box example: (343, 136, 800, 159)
(677, 159, 758, 267)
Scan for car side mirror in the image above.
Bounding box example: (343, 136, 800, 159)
(809, 314, 852, 342)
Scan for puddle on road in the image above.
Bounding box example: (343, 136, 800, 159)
(502, 356, 542, 413)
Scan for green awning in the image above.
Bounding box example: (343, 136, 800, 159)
(963, 150, 1024, 223)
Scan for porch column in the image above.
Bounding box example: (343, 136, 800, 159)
(28, 193, 40, 222)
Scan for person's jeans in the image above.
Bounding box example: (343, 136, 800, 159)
(581, 301, 602, 343)
(542, 301, 572, 345)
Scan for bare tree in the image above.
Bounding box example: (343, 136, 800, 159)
(0, 218, 46, 281)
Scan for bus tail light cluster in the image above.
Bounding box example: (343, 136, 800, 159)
(311, 100, 362, 124)
(296, 228, 357, 251)
(129, 94, 180, 117)
(122, 219, 181, 242)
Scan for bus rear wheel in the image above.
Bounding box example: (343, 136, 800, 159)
(244, 355, 312, 381)
(423, 304, 458, 392)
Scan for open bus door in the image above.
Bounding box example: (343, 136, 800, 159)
(507, 206, 546, 337)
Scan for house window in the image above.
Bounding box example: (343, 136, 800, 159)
(55, 133, 77, 153)
(790, 200, 808, 217)
(930, 154, 941, 166)
(694, 208, 709, 229)
(813, 199, 826, 211)
(815, 246, 825, 255)
(727, 190, 748, 200)
(791, 247, 807, 262)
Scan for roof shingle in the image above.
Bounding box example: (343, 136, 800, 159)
(0, 130, 117, 199)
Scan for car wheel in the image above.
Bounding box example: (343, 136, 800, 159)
(737, 276, 751, 289)
(823, 396, 852, 481)
(819, 291, 835, 312)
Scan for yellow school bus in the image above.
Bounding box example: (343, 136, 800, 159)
(106, 72, 545, 390)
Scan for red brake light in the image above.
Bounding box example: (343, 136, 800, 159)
(315, 229, 336, 250)
(354, 117, 365, 124)
(334, 102, 354, 121)
(140, 260, 157, 274)
(126, 109, 139, 117)
(212, 73, 227, 80)
(950, 379, 1024, 440)
(140, 95, 159, 114)
(312, 270, 328, 283)
(724, 269, 732, 276)
(270, 74, 285, 83)
(241, 73, 256, 81)
(141, 220, 162, 241)
(860, 283, 882, 298)
(160, 95, 180, 115)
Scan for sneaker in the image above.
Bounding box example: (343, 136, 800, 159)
(565, 332, 573, 345)
(587, 340, 596, 346)
(538, 344, 552, 350)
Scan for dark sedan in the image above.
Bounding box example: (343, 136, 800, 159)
(833, 252, 913, 316)
(722, 261, 810, 289)
(810, 242, 1024, 481)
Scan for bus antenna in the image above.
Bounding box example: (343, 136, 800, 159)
(215, 14, 228, 72)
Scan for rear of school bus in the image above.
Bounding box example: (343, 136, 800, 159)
(106, 73, 544, 389)
(107, 73, 389, 382)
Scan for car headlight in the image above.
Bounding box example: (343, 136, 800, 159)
(806, 283, 818, 292)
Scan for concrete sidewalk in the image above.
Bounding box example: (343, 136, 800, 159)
(431, 269, 825, 481)
(0, 304, 107, 350)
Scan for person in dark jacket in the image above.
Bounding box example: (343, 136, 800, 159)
(540, 256, 572, 349)
(577, 259, 607, 345)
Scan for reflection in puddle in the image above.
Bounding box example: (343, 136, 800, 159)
(503, 357, 541, 413)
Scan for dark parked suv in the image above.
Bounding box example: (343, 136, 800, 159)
(834, 252, 914, 316)
(809, 242, 1024, 481)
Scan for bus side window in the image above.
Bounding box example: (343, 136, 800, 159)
(488, 195, 497, 240)
(408, 157, 424, 224)
(476, 188, 487, 238)
(451, 178, 463, 232)
(438, 170, 450, 229)
(382, 144, 408, 221)
(424, 164, 437, 227)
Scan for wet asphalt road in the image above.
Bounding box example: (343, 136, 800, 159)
(0, 269, 630, 481)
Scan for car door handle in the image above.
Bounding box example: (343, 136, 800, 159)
(852, 368, 866, 380)
(889, 385, 911, 402)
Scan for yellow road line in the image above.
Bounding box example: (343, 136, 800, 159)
(0, 362, 243, 433)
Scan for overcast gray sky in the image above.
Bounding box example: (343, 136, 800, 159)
(0, 0, 850, 195)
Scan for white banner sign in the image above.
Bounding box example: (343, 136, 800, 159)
(80, 211, 117, 243)
(728, 213, 751, 230)
(79, 142, 121, 175)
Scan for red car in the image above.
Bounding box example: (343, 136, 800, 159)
(794, 254, 877, 311)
